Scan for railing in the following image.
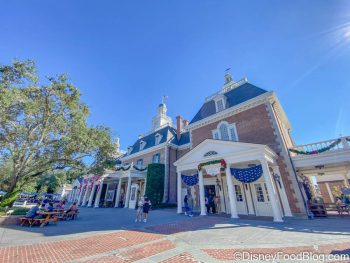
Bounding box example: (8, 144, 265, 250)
(290, 136, 350, 156)
(205, 78, 248, 102)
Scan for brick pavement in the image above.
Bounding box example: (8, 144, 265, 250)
(0, 230, 163, 263)
(146, 215, 228, 234)
(2, 209, 350, 262)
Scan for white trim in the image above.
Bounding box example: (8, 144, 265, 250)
(121, 142, 167, 161)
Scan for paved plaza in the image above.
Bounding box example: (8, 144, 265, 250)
(1, 208, 350, 262)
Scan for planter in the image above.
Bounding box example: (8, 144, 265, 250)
(0, 215, 22, 225)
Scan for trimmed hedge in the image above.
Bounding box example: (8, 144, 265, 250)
(145, 163, 165, 208)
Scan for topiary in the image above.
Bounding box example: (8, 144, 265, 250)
(145, 163, 165, 208)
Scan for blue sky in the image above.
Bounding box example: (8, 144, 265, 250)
(1, 1, 349, 149)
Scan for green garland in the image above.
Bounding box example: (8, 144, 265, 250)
(132, 165, 148, 171)
(289, 139, 341, 155)
(115, 165, 147, 172)
(198, 159, 227, 171)
(115, 165, 131, 171)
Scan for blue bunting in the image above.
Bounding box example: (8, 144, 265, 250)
(230, 165, 263, 183)
(181, 174, 199, 186)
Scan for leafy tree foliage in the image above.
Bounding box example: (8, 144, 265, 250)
(0, 60, 116, 206)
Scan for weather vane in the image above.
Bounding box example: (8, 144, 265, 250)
(162, 95, 168, 104)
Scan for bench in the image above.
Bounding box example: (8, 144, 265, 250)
(66, 210, 79, 220)
(18, 217, 33, 226)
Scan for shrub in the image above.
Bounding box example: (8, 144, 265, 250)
(145, 163, 165, 208)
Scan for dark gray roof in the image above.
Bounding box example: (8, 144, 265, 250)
(128, 126, 177, 155)
(189, 82, 267, 124)
(170, 131, 190, 146)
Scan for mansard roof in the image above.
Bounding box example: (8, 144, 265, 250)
(128, 125, 177, 155)
(189, 82, 267, 124)
(170, 131, 190, 146)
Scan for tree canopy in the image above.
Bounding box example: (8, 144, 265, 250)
(0, 60, 117, 205)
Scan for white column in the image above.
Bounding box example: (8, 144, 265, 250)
(162, 144, 169, 203)
(104, 183, 110, 201)
(225, 165, 239, 218)
(271, 166, 292, 217)
(87, 185, 96, 207)
(143, 176, 147, 195)
(177, 171, 182, 213)
(114, 179, 122, 208)
(77, 188, 84, 206)
(261, 159, 283, 222)
(124, 175, 132, 208)
(94, 179, 104, 208)
(198, 170, 206, 216)
(81, 183, 90, 206)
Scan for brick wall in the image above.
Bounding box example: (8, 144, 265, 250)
(168, 147, 190, 203)
(318, 180, 346, 203)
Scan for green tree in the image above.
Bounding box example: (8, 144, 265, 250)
(0, 60, 116, 206)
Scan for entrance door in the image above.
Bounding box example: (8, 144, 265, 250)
(204, 185, 217, 213)
(253, 183, 273, 216)
(233, 184, 248, 214)
(128, 183, 139, 209)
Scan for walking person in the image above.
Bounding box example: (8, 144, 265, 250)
(184, 194, 189, 215)
(142, 197, 151, 222)
(135, 196, 144, 222)
(187, 194, 194, 217)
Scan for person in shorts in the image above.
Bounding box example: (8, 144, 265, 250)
(142, 197, 151, 222)
(135, 196, 144, 222)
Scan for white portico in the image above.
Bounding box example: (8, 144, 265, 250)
(106, 164, 147, 209)
(174, 139, 290, 222)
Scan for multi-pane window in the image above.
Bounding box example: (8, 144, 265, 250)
(152, 153, 160, 163)
(136, 159, 143, 168)
(255, 184, 265, 202)
(155, 134, 162, 145)
(264, 183, 270, 201)
(219, 123, 230, 141)
(229, 127, 237, 141)
(212, 122, 238, 142)
(234, 185, 243, 202)
(216, 99, 224, 112)
(139, 141, 146, 151)
(213, 132, 219, 140)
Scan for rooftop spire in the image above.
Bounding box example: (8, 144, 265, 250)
(224, 68, 233, 84)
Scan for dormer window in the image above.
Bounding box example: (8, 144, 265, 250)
(214, 96, 226, 113)
(212, 121, 238, 141)
(127, 147, 133, 155)
(155, 133, 162, 145)
(139, 140, 146, 151)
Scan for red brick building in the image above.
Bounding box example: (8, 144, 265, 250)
(75, 72, 350, 221)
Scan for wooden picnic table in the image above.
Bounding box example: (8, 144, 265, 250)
(38, 211, 59, 227)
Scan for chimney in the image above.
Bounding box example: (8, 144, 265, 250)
(183, 119, 189, 128)
(176, 116, 182, 141)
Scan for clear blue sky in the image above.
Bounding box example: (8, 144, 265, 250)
(1, 1, 349, 149)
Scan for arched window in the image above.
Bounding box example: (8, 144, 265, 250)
(212, 121, 238, 142)
(219, 123, 229, 141)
